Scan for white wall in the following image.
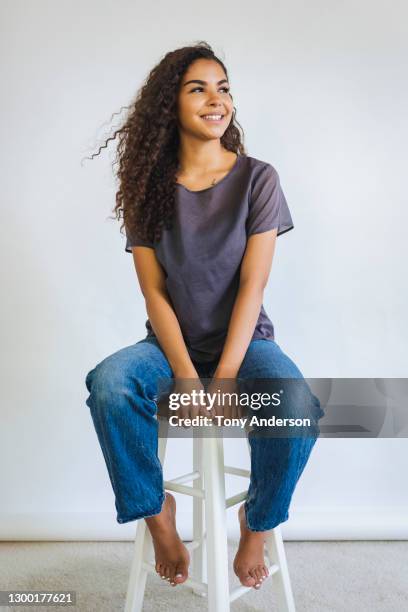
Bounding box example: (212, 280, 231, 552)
(1, 0, 407, 541)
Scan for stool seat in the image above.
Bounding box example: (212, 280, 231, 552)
(125, 420, 296, 611)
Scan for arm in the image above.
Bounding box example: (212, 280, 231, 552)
(213, 228, 278, 379)
(130, 246, 198, 378)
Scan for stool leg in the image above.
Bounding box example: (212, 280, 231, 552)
(124, 418, 168, 612)
(203, 435, 230, 611)
(192, 432, 207, 594)
(124, 521, 152, 612)
(265, 526, 296, 612)
(245, 438, 296, 611)
(157, 417, 169, 463)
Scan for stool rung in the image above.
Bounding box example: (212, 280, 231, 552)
(167, 471, 201, 485)
(184, 539, 202, 552)
(225, 490, 247, 508)
(142, 560, 207, 594)
(164, 481, 204, 498)
(224, 465, 250, 478)
(180, 576, 207, 595)
(229, 563, 279, 602)
(142, 560, 279, 603)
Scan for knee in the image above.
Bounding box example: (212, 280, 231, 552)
(85, 354, 149, 411)
(241, 344, 324, 423)
(280, 380, 324, 422)
(249, 377, 323, 438)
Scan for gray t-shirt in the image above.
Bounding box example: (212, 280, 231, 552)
(125, 154, 294, 362)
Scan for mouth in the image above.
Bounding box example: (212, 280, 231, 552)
(200, 113, 225, 123)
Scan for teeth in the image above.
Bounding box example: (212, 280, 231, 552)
(202, 115, 223, 120)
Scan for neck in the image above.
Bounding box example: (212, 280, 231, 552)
(177, 139, 227, 173)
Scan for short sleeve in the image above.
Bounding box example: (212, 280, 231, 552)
(125, 225, 154, 252)
(246, 164, 294, 238)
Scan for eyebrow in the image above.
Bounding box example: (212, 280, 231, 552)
(183, 79, 229, 87)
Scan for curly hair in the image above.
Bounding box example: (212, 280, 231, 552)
(86, 41, 246, 245)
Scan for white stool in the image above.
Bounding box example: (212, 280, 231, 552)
(124, 421, 296, 611)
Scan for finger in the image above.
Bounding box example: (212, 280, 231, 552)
(188, 403, 200, 421)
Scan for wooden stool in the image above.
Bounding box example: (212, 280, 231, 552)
(124, 421, 296, 611)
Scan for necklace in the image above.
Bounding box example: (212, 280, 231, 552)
(176, 173, 218, 188)
(176, 157, 236, 189)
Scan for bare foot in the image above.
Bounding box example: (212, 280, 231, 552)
(145, 492, 190, 586)
(233, 503, 269, 589)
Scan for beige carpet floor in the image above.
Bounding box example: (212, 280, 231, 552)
(0, 540, 407, 611)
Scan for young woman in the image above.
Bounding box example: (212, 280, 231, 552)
(85, 42, 324, 591)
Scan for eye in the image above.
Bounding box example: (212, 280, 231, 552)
(190, 86, 230, 93)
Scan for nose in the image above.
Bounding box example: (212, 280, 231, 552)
(207, 90, 223, 105)
(207, 101, 224, 114)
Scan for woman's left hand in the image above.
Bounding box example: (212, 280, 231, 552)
(205, 377, 244, 423)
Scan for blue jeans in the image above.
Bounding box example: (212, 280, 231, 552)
(85, 336, 324, 531)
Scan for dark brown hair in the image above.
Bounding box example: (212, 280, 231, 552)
(86, 41, 246, 245)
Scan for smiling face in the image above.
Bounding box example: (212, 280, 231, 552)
(177, 58, 234, 141)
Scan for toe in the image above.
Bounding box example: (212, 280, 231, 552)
(168, 565, 177, 586)
(235, 566, 255, 588)
(157, 563, 165, 579)
(249, 569, 260, 589)
(255, 567, 263, 586)
(243, 574, 256, 588)
(174, 562, 188, 584)
(263, 565, 269, 579)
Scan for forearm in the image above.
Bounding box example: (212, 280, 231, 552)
(214, 282, 264, 379)
(145, 290, 198, 378)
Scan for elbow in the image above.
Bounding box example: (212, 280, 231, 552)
(143, 286, 168, 304)
(239, 278, 266, 295)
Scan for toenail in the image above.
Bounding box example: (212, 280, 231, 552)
(175, 573, 183, 578)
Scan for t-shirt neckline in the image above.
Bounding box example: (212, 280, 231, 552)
(176, 153, 243, 194)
